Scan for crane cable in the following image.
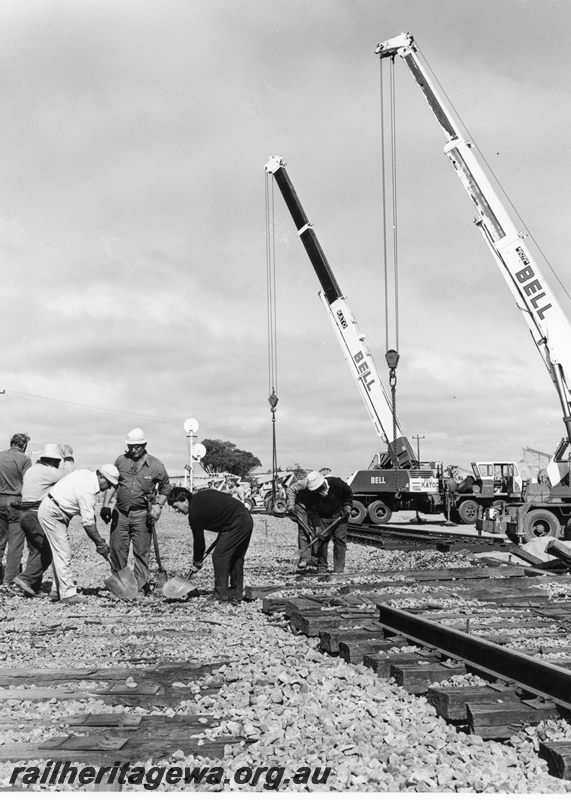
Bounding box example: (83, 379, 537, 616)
(379, 55, 404, 479)
(265, 170, 280, 507)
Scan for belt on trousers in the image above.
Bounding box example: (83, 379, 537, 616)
(47, 494, 72, 520)
(20, 500, 41, 511)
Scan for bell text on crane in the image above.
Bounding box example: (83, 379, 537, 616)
(515, 246, 553, 321)
(354, 350, 375, 392)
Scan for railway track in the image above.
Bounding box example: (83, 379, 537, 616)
(348, 521, 510, 552)
(257, 564, 571, 777)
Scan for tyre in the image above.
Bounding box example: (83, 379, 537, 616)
(271, 499, 287, 516)
(243, 498, 254, 512)
(349, 500, 367, 525)
(523, 509, 561, 541)
(367, 500, 392, 525)
(457, 499, 480, 525)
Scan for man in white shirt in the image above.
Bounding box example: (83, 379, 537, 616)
(14, 443, 75, 597)
(37, 464, 119, 604)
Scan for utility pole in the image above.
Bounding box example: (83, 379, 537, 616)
(412, 435, 425, 463)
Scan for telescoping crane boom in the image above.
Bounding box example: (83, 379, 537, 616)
(376, 33, 571, 488)
(264, 154, 416, 469)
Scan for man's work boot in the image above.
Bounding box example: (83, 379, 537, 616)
(13, 575, 36, 596)
(297, 560, 308, 570)
(60, 594, 89, 605)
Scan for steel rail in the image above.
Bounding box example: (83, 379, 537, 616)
(350, 523, 505, 547)
(376, 603, 571, 711)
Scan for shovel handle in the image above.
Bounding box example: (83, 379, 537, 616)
(150, 520, 164, 572)
(289, 511, 313, 538)
(296, 535, 320, 558)
(186, 535, 219, 578)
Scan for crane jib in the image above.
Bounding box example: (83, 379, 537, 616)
(354, 350, 376, 392)
(515, 248, 553, 321)
(335, 309, 376, 391)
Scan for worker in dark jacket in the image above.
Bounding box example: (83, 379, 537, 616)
(168, 486, 253, 605)
(304, 470, 353, 574)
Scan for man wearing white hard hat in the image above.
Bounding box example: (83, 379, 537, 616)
(37, 465, 119, 604)
(13, 444, 75, 598)
(304, 470, 353, 575)
(100, 428, 171, 596)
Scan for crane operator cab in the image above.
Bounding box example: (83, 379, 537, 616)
(464, 462, 523, 499)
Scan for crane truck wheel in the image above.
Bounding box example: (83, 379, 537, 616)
(349, 501, 367, 525)
(271, 499, 287, 516)
(457, 499, 479, 525)
(367, 500, 393, 525)
(522, 509, 561, 541)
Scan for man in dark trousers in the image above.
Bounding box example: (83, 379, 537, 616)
(0, 433, 31, 587)
(168, 486, 253, 605)
(101, 427, 172, 596)
(14, 443, 75, 597)
(304, 470, 353, 575)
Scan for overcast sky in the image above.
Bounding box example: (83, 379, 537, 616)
(0, 0, 570, 478)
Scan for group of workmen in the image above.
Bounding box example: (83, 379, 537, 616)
(0, 428, 353, 608)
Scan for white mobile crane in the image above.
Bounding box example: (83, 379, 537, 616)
(265, 155, 441, 525)
(377, 33, 571, 539)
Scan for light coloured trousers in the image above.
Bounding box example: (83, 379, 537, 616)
(37, 501, 77, 599)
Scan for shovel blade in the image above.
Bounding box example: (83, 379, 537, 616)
(162, 575, 195, 599)
(105, 566, 138, 601)
(117, 566, 138, 599)
(105, 574, 126, 600)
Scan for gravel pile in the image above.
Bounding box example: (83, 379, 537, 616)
(0, 508, 570, 792)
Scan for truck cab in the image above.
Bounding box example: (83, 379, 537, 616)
(471, 461, 523, 498)
(448, 461, 524, 525)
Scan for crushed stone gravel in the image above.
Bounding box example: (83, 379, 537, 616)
(0, 507, 569, 792)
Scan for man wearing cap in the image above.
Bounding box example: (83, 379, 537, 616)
(100, 428, 172, 596)
(303, 470, 353, 575)
(0, 433, 31, 587)
(13, 444, 75, 597)
(37, 465, 118, 604)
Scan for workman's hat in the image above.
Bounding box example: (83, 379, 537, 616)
(125, 428, 147, 445)
(98, 464, 120, 486)
(306, 470, 326, 491)
(39, 443, 62, 460)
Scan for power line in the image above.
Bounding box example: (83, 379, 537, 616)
(4, 389, 258, 436)
(6, 390, 183, 424)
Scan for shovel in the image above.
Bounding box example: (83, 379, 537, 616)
(162, 537, 219, 600)
(103, 556, 138, 601)
(149, 516, 168, 588)
(290, 513, 346, 567)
